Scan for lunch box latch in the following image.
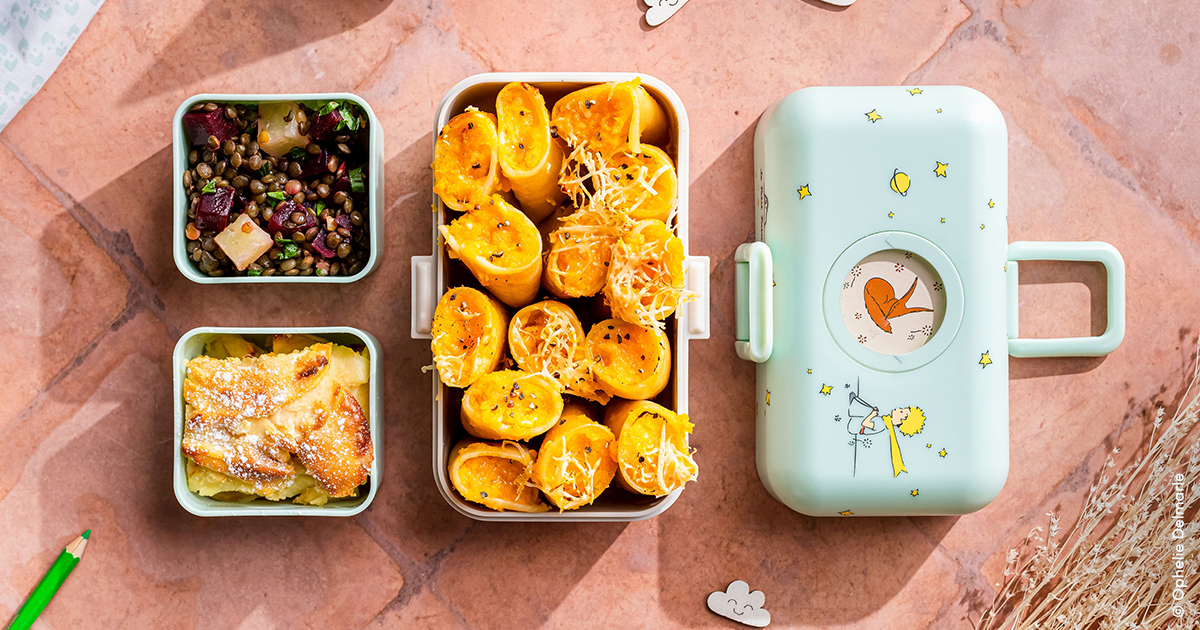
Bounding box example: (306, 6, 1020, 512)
(684, 255, 712, 340)
(411, 255, 437, 339)
(1006, 241, 1125, 358)
(735, 242, 773, 363)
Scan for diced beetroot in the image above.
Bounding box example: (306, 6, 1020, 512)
(182, 109, 240, 147)
(195, 186, 235, 232)
(311, 229, 337, 258)
(309, 109, 342, 141)
(296, 148, 329, 178)
(267, 200, 317, 235)
(334, 214, 354, 230)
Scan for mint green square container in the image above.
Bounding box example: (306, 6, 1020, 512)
(172, 327, 383, 517)
(172, 94, 384, 283)
(741, 86, 1126, 516)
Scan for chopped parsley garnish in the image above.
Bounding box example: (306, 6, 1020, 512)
(201, 180, 216, 194)
(259, 165, 270, 177)
(317, 101, 339, 116)
(314, 201, 326, 216)
(275, 243, 300, 259)
(274, 235, 293, 244)
(265, 191, 288, 205)
(246, 269, 262, 276)
(347, 166, 365, 193)
(287, 146, 309, 159)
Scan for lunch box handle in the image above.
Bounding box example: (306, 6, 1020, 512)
(1006, 241, 1125, 358)
(735, 242, 773, 362)
(410, 255, 437, 340)
(684, 256, 712, 340)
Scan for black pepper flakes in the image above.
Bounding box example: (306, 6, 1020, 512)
(585, 100, 593, 109)
(603, 334, 610, 340)
(585, 446, 592, 453)
(481, 491, 488, 498)
(467, 122, 474, 130)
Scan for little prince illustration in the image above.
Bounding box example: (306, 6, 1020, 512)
(846, 389, 926, 477)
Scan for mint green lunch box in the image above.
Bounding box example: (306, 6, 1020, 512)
(741, 86, 1126, 516)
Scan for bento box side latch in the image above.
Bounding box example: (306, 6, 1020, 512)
(410, 255, 436, 340)
(735, 242, 773, 363)
(684, 256, 711, 339)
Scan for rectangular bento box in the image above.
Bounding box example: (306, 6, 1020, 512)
(412, 72, 711, 522)
(172, 93, 384, 284)
(172, 326, 384, 516)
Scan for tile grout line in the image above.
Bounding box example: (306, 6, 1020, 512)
(354, 513, 478, 628)
(903, 0, 1200, 261)
(0, 138, 177, 335)
(0, 139, 173, 435)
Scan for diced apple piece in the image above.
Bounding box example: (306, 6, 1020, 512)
(330, 344, 370, 385)
(213, 214, 273, 271)
(272, 334, 327, 354)
(204, 334, 262, 359)
(257, 102, 310, 157)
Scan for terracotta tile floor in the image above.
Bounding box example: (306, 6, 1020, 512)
(1, 1, 1196, 627)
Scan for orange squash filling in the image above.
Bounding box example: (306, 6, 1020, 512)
(496, 82, 566, 222)
(549, 79, 668, 157)
(460, 370, 564, 440)
(449, 440, 548, 512)
(586, 318, 671, 401)
(440, 195, 543, 307)
(605, 400, 696, 497)
(433, 111, 509, 212)
(604, 219, 686, 327)
(430, 287, 508, 388)
(532, 403, 617, 510)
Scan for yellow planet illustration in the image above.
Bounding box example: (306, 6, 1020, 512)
(890, 169, 911, 196)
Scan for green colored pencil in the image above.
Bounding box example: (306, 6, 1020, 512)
(7, 530, 89, 630)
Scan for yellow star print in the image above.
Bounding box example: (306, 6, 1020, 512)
(936, 108, 943, 113)
(926, 443, 932, 449)
(908, 87, 923, 95)
(807, 369, 812, 374)
(839, 510, 854, 516)
(980, 351, 993, 368)
(934, 161, 949, 177)
(911, 489, 919, 497)
(766, 391, 771, 405)
(820, 384, 833, 396)
(939, 448, 948, 458)
(988, 199, 995, 209)
(798, 185, 811, 200)
(980, 224, 986, 230)
(940, 218, 946, 224)
(865, 109, 883, 123)
(888, 212, 895, 219)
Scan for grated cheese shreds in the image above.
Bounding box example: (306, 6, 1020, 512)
(511, 303, 582, 391)
(605, 220, 689, 329)
(431, 301, 481, 385)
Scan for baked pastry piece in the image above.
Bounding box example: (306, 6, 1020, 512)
(181, 341, 372, 502)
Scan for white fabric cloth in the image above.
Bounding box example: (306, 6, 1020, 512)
(0, 0, 105, 132)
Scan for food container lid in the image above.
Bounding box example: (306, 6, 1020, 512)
(741, 86, 1125, 516)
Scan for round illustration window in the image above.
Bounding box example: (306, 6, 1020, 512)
(839, 249, 946, 356)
